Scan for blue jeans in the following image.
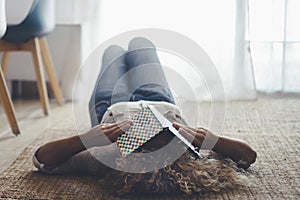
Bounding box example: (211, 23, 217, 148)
(89, 37, 175, 126)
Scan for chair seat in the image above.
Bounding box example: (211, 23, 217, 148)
(2, 0, 55, 44)
(2, 24, 53, 43)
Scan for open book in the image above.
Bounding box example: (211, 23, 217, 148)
(116, 107, 163, 157)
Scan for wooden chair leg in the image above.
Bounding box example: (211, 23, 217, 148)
(31, 38, 49, 116)
(0, 67, 20, 135)
(39, 38, 63, 105)
(1, 52, 10, 75)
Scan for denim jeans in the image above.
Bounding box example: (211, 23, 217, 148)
(89, 37, 175, 126)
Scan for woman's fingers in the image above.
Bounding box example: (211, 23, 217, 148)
(173, 122, 193, 131)
(173, 122, 205, 135)
(172, 122, 181, 130)
(174, 122, 205, 147)
(101, 120, 132, 142)
(102, 120, 132, 133)
(178, 127, 196, 143)
(108, 122, 132, 141)
(173, 122, 206, 136)
(101, 120, 131, 130)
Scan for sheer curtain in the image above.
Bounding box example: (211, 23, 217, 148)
(93, 0, 256, 101)
(81, 0, 299, 101)
(249, 0, 300, 92)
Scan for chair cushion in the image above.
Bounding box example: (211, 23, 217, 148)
(2, 0, 55, 43)
(2, 23, 54, 43)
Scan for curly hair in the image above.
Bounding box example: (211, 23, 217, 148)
(101, 149, 249, 196)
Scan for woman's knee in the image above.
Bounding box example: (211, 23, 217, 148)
(102, 45, 126, 65)
(128, 37, 156, 51)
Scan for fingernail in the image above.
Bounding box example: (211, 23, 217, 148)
(178, 128, 184, 134)
(123, 124, 131, 130)
(125, 119, 133, 124)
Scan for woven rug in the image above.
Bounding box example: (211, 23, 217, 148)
(0, 96, 299, 199)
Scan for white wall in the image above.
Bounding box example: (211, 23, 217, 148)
(3, 0, 101, 100)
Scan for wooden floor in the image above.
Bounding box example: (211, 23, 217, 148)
(0, 100, 72, 173)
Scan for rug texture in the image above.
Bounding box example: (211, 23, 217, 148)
(0, 96, 299, 199)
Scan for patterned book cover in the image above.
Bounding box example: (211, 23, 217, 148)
(116, 107, 163, 157)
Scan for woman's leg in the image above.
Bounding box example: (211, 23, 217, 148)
(89, 45, 130, 126)
(126, 37, 175, 104)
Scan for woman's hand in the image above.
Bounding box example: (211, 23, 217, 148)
(100, 120, 133, 143)
(172, 122, 257, 169)
(172, 122, 219, 150)
(81, 120, 133, 148)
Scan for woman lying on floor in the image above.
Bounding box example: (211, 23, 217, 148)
(33, 37, 257, 195)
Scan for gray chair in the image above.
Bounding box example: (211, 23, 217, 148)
(0, 0, 63, 116)
(0, 0, 20, 135)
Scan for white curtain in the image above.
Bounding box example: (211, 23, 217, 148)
(92, 0, 256, 101)
(80, 0, 299, 101)
(249, 0, 300, 92)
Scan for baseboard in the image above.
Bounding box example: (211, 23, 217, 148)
(11, 80, 53, 100)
